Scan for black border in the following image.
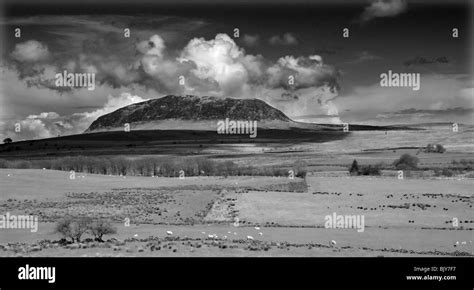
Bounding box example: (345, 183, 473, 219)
(0, 257, 472, 289)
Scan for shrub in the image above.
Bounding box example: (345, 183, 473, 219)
(349, 159, 359, 175)
(359, 164, 382, 176)
(3, 138, 12, 144)
(294, 160, 307, 178)
(55, 217, 74, 242)
(442, 168, 454, 177)
(88, 220, 117, 242)
(435, 144, 446, 153)
(450, 159, 473, 171)
(296, 169, 307, 178)
(54, 216, 91, 243)
(435, 168, 455, 177)
(348, 160, 381, 176)
(425, 144, 435, 152)
(425, 143, 446, 153)
(393, 154, 419, 170)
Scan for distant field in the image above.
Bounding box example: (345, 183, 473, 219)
(1, 127, 473, 180)
(4, 125, 470, 158)
(0, 129, 348, 158)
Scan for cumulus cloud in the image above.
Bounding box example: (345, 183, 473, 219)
(76, 92, 148, 126)
(180, 33, 263, 96)
(128, 33, 340, 120)
(0, 112, 73, 141)
(359, 0, 407, 23)
(5, 31, 341, 134)
(7, 31, 336, 101)
(9, 39, 140, 91)
(6, 16, 183, 92)
(1, 93, 148, 141)
(137, 34, 190, 93)
(268, 33, 298, 46)
(266, 55, 339, 91)
(75, 92, 149, 126)
(137, 34, 166, 58)
(11, 40, 50, 62)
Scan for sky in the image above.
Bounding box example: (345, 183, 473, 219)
(0, 0, 473, 140)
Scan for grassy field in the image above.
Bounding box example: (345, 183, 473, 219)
(0, 126, 472, 257)
(0, 169, 472, 257)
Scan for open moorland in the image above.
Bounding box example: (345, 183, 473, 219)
(0, 124, 473, 256)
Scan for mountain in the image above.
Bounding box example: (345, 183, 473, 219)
(85, 95, 296, 132)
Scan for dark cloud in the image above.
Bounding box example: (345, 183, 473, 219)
(313, 47, 338, 55)
(242, 34, 260, 46)
(404, 56, 450, 67)
(371, 106, 474, 125)
(268, 33, 298, 46)
(274, 92, 299, 102)
(387, 107, 474, 116)
(3, 15, 209, 92)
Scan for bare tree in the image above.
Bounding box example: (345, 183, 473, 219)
(88, 220, 117, 242)
(55, 216, 91, 243)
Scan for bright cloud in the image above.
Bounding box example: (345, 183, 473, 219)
(0, 93, 148, 141)
(359, 0, 407, 23)
(11, 40, 50, 62)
